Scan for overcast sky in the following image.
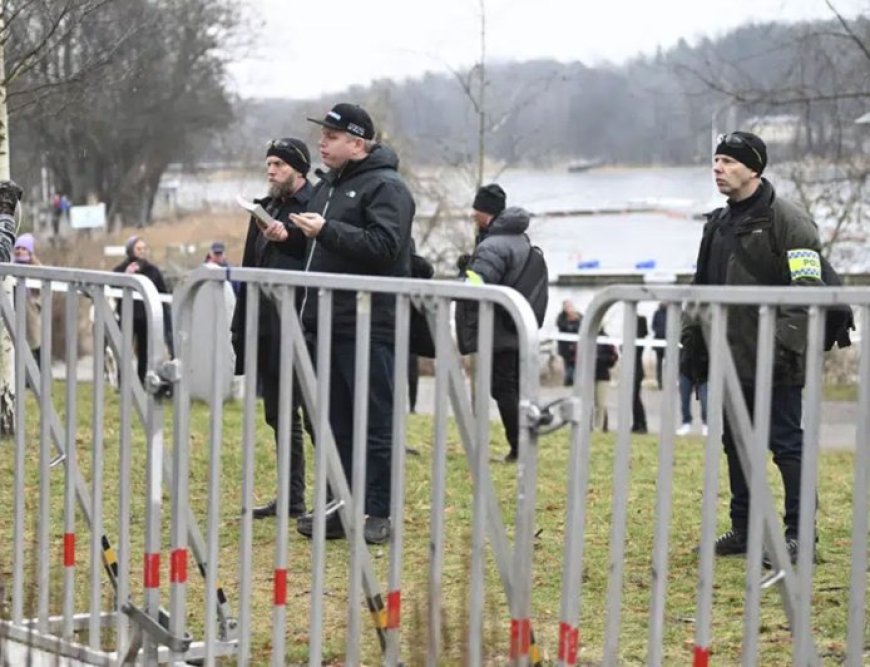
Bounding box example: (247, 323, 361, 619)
(227, 0, 866, 100)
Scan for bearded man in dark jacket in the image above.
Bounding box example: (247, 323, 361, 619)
(290, 103, 414, 546)
(456, 184, 548, 463)
(230, 137, 313, 520)
(682, 131, 823, 565)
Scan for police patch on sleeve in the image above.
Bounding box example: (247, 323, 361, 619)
(786, 249, 822, 281)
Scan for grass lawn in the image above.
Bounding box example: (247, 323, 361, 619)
(0, 382, 862, 665)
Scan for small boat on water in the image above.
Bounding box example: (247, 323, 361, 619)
(566, 158, 604, 173)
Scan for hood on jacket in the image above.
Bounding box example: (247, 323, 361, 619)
(486, 206, 530, 236)
(317, 144, 400, 184)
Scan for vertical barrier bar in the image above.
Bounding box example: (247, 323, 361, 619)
(693, 303, 728, 666)
(469, 301, 494, 667)
(203, 282, 226, 667)
(646, 302, 681, 665)
(62, 287, 79, 639)
(309, 289, 333, 667)
(794, 305, 824, 664)
(742, 305, 776, 667)
(237, 282, 260, 665)
(143, 289, 166, 664)
(169, 283, 198, 663)
(386, 294, 411, 666)
(11, 279, 27, 623)
(272, 286, 295, 667)
(846, 305, 870, 666)
(117, 289, 134, 651)
(347, 291, 372, 665)
(89, 291, 108, 648)
(37, 279, 53, 632)
(556, 302, 602, 666)
(602, 302, 638, 664)
(512, 287, 541, 667)
(427, 297, 451, 666)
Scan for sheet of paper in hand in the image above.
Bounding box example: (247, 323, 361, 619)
(235, 195, 275, 231)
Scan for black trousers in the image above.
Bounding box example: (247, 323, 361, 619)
(632, 358, 646, 431)
(408, 352, 419, 412)
(491, 350, 520, 458)
(723, 384, 806, 538)
(312, 338, 395, 518)
(260, 342, 308, 510)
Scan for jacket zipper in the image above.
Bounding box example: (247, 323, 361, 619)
(299, 185, 336, 325)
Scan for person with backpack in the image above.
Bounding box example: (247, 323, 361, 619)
(455, 183, 549, 462)
(681, 131, 823, 565)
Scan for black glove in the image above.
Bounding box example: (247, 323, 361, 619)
(0, 180, 23, 217)
(456, 253, 471, 275)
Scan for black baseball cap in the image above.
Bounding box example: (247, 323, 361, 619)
(307, 103, 375, 140)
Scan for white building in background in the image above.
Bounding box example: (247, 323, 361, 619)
(745, 115, 800, 145)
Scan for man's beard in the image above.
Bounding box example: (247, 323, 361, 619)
(268, 176, 295, 200)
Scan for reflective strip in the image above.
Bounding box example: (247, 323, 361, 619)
(63, 533, 75, 568)
(787, 249, 821, 281)
(558, 622, 578, 664)
(143, 553, 160, 589)
(509, 618, 530, 659)
(170, 548, 187, 584)
(273, 569, 287, 606)
(465, 269, 484, 286)
(386, 590, 401, 629)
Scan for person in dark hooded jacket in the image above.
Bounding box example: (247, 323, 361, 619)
(230, 136, 314, 520)
(112, 236, 171, 383)
(455, 184, 548, 462)
(290, 103, 414, 546)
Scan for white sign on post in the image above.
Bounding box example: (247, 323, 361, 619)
(70, 203, 106, 230)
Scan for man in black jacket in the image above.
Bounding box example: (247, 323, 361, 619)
(682, 131, 823, 565)
(231, 137, 313, 520)
(290, 103, 414, 545)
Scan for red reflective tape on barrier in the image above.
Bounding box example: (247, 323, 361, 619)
(386, 590, 401, 629)
(143, 553, 160, 589)
(509, 618, 530, 659)
(274, 569, 287, 606)
(558, 622, 579, 664)
(170, 549, 187, 584)
(63, 533, 75, 567)
(693, 645, 710, 667)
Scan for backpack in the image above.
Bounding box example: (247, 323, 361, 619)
(719, 212, 855, 351)
(511, 245, 549, 327)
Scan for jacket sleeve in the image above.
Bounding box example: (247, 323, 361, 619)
(774, 206, 823, 356)
(316, 181, 412, 266)
(466, 239, 508, 286)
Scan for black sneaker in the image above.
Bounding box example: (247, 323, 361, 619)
(713, 530, 747, 557)
(250, 499, 307, 520)
(762, 537, 817, 569)
(364, 516, 391, 545)
(296, 510, 345, 540)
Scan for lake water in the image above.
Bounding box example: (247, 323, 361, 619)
(158, 164, 721, 335)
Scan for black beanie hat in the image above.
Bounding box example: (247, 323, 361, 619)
(473, 183, 506, 216)
(266, 137, 311, 176)
(714, 131, 767, 175)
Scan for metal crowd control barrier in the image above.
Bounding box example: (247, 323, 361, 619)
(555, 284, 869, 666)
(0, 264, 171, 664)
(168, 266, 543, 666)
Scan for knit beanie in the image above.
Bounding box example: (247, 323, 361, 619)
(13, 233, 34, 255)
(266, 137, 311, 176)
(472, 183, 507, 216)
(125, 235, 140, 259)
(714, 131, 767, 175)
